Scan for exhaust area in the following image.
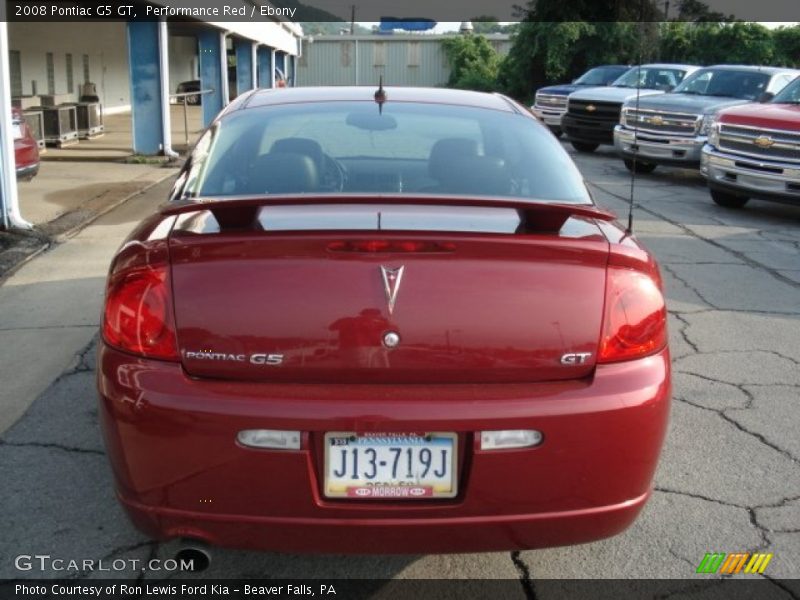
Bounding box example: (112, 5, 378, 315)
(175, 541, 211, 572)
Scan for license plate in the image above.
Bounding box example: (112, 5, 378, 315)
(324, 432, 457, 499)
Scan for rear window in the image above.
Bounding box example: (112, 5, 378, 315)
(772, 76, 800, 103)
(576, 66, 630, 86)
(174, 101, 591, 204)
(612, 67, 687, 90)
(674, 69, 771, 100)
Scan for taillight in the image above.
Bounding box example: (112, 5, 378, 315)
(598, 267, 667, 363)
(103, 264, 179, 361)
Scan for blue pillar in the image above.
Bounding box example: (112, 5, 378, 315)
(257, 46, 272, 88)
(197, 29, 224, 127)
(127, 21, 164, 155)
(235, 39, 254, 96)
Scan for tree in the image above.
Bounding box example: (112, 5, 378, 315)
(441, 35, 502, 92)
(688, 22, 774, 65)
(674, 0, 733, 21)
(471, 16, 504, 34)
(773, 25, 800, 67)
(470, 16, 518, 34)
(497, 21, 655, 101)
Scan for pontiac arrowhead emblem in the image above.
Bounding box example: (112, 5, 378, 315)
(380, 265, 404, 315)
(753, 135, 774, 149)
(585, 104, 596, 112)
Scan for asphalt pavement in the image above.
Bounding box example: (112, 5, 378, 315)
(0, 143, 798, 593)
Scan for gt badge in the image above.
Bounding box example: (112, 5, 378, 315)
(380, 265, 404, 315)
(560, 352, 593, 365)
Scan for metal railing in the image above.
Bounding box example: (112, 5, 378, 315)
(169, 88, 214, 147)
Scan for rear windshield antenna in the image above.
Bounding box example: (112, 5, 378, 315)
(374, 76, 387, 114)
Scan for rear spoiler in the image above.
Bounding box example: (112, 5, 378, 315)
(160, 195, 617, 233)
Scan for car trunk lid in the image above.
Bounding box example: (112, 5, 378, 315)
(166, 198, 612, 384)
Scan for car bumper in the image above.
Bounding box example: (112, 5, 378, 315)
(531, 106, 566, 128)
(15, 162, 39, 180)
(98, 343, 671, 554)
(561, 115, 616, 145)
(614, 126, 704, 166)
(701, 145, 800, 205)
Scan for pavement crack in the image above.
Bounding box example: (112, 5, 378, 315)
(661, 263, 719, 310)
(654, 485, 745, 509)
(673, 393, 799, 463)
(137, 542, 161, 584)
(669, 312, 700, 355)
(510, 551, 537, 600)
(746, 507, 771, 554)
(763, 577, 800, 600)
(667, 546, 698, 570)
(672, 370, 756, 408)
(653, 581, 726, 600)
(73, 540, 157, 581)
(0, 439, 104, 456)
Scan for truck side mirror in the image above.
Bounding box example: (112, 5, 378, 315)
(758, 92, 775, 103)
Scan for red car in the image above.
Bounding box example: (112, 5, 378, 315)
(97, 86, 670, 555)
(13, 107, 40, 181)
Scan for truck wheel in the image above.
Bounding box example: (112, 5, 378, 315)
(624, 159, 657, 174)
(571, 141, 598, 153)
(710, 189, 749, 209)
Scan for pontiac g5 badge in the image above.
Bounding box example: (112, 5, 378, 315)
(381, 265, 404, 314)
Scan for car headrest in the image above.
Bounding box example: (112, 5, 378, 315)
(270, 137, 325, 168)
(437, 156, 511, 196)
(428, 138, 480, 181)
(249, 153, 319, 194)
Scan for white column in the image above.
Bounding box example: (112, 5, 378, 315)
(220, 32, 229, 106)
(158, 20, 178, 158)
(0, 22, 32, 229)
(251, 43, 258, 89)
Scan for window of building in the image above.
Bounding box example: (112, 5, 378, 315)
(9, 50, 22, 97)
(65, 53, 74, 94)
(340, 41, 351, 67)
(407, 42, 420, 67)
(373, 42, 386, 67)
(46, 52, 55, 95)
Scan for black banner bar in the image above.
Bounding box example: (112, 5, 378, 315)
(2, 579, 798, 600)
(3, 0, 800, 23)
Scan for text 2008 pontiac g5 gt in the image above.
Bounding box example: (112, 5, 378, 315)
(97, 86, 670, 554)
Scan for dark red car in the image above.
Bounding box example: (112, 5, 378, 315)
(13, 107, 39, 181)
(98, 87, 670, 555)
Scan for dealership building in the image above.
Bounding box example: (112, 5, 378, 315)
(0, 2, 302, 229)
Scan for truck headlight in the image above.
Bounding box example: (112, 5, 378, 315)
(700, 114, 717, 136)
(708, 122, 720, 148)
